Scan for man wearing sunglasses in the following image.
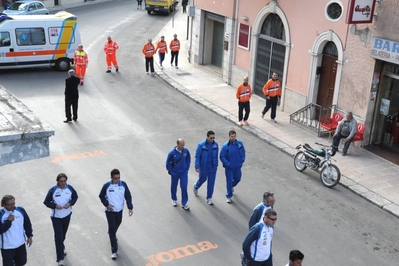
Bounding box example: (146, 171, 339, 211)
(242, 209, 277, 266)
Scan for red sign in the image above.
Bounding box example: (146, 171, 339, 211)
(346, 0, 376, 24)
(238, 23, 250, 50)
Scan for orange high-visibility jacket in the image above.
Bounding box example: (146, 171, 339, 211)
(169, 39, 180, 52)
(156, 41, 168, 54)
(236, 84, 252, 102)
(104, 41, 119, 55)
(74, 50, 88, 66)
(262, 78, 281, 97)
(142, 43, 156, 58)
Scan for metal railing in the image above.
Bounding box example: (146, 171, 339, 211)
(289, 103, 337, 136)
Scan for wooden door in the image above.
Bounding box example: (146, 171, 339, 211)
(317, 55, 337, 119)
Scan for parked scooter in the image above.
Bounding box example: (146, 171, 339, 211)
(293, 142, 341, 188)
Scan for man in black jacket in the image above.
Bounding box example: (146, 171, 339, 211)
(64, 69, 80, 123)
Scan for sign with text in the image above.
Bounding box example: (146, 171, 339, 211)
(346, 0, 376, 24)
(238, 23, 250, 50)
(370, 37, 399, 64)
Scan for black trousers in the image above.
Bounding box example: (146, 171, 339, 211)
(145, 57, 154, 73)
(171, 51, 179, 66)
(262, 96, 278, 119)
(51, 214, 71, 262)
(238, 101, 250, 121)
(65, 99, 78, 121)
(105, 210, 123, 253)
(1, 244, 27, 266)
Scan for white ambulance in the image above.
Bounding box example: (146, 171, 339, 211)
(0, 11, 81, 71)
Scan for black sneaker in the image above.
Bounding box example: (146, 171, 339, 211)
(106, 70, 111, 73)
(116, 68, 119, 72)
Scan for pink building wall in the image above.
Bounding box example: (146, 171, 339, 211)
(194, 0, 235, 18)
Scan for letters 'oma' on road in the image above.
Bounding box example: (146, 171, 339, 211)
(144, 241, 218, 266)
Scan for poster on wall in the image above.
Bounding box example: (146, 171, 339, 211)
(380, 98, 390, 115)
(237, 23, 250, 50)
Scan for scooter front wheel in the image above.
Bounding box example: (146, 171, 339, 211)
(293, 151, 307, 172)
(320, 164, 341, 188)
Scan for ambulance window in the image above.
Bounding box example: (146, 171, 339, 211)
(49, 27, 75, 45)
(15, 28, 45, 46)
(0, 32, 11, 47)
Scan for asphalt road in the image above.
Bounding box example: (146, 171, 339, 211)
(1, 1, 399, 265)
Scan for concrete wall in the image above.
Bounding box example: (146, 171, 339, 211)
(0, 86, 54, 166)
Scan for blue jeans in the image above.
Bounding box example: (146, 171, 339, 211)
(105, 210, 123, 253)
(225, 167, 242, 198)
(159, 52, 165, 66)
(332, 132, 353, 153)
(194, 168, 217, 199)
(170, 171, 188, 205)
(51, 214, 71, 262)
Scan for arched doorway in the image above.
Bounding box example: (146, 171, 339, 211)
(316, 41, 338, 117)
(254, 14, 286, 96)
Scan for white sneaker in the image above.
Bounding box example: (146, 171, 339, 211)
(271, 119, 276, 123)
(261, 113, 265, 119)
(58, 260, 66, 266)
(146, 72, 149, 75)
(206, 198, 213, 205)
(176, 66, 178, 69)
(182, 204, 190, 210)
(193, 188, 198, 196)
(244, 121, 249, 125)
(238, 121, 243, 126)
(111, 253, 118, 260)
(172, 200, 177, 207)
(226, 198, 232, 203)
(151, 72, 155, 76)
(160, 66, 163, 70)
(171, 64, 173, 67)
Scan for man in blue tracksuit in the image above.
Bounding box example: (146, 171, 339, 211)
(248, 192, 275, 229)
(0, 195, 33, 266)
(242, 209, 277, 266)
(43, 173, 78, 266)
(220, 130, 246, 203)
(166, 138, 191, 210)
(99, 169, 133, 260)
(193, 130, 219, 205)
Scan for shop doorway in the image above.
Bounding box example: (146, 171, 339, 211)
(316, 42, 338, 118)
(371, 63, 399, 156)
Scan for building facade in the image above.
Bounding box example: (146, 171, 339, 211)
(189, 0, 399, 160)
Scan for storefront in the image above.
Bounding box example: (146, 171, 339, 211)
(369, 37, 399, 159)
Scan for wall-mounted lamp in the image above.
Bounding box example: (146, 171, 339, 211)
(373, 12, 379, 18)
(241, 16, 249, 21)
(376, 0, 381, 4)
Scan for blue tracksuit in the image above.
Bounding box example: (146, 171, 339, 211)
(194, 139, 218, 199)
(220, 140, 246, 198)
(166, 147, 191, 204)
(248, 203, 272, 229)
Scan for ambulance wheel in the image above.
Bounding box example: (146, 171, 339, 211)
(147, 10, 151, 14)
(56, 58, 70, 71)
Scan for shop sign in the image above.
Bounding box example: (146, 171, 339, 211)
(346, 0, 376, 24)
(370, 37, 399, 64)
(237, 23, 250, 50)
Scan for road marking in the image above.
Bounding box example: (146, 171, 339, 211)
(144, 241, 218, 266)
(51, 150, 107, 163)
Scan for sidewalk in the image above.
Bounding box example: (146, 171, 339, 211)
(153, 10, 399, 218)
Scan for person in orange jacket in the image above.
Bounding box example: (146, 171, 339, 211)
(104, 36, 119, 73)
(142, 38, 156, 75)
(236, 76, 252, 126)
(261, 72, 281, 123)
(169, 34, 180, 69)
(156, 36, 168, 70)
(74, 44, 88, 85)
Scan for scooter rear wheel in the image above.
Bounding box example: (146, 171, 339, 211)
(320, 164, 341, 188)
(293, 151, 307, 172)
